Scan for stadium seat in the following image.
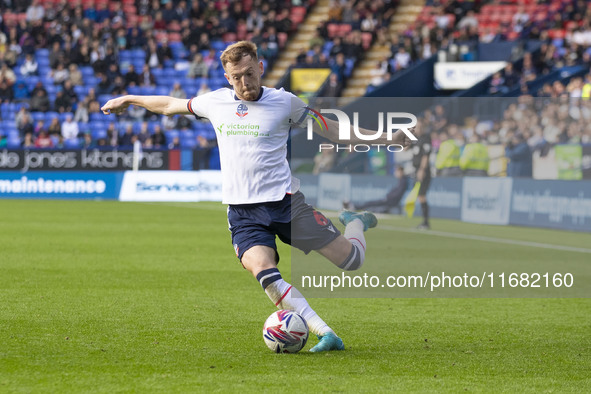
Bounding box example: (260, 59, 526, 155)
(59, 112, 74, 122)
(91, 129, 108, 140)
(64, 138, 81, 148)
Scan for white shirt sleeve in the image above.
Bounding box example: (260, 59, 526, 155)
(287, 93, 310, 128)
(187, 92, 212, 118)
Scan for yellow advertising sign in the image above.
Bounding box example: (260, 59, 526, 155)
(291, 68, 331, 93)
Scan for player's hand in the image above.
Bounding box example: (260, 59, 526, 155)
(391, 129, 413, 149)
(101, 96, 131, 115)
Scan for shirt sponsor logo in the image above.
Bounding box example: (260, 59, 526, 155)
(215, 123, 269, 138)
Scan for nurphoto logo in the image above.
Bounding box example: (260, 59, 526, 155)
(306, 109, 418, 152)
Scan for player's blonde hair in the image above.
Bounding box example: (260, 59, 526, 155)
(220, 41, 258, 69)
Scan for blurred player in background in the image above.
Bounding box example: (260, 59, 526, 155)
(343, 165, 408, 214)
(412, 122, 432, 229)
(102, 41, 412, 352)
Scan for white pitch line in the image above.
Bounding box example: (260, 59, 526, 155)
(380, 225, 591, 254)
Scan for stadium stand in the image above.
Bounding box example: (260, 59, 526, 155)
(0, 0, 314, 163)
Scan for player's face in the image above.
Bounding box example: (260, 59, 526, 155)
(224, 55, 264, 101)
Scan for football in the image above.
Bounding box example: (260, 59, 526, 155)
(262, 310, 309, 353)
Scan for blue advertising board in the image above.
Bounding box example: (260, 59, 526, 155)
(0, 171, 123, 200)
(510, 179, 591, 232)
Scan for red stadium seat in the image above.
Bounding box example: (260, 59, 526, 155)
(327, 23, 339, 38)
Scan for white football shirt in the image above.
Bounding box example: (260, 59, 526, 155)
(188, 86, 308, 204)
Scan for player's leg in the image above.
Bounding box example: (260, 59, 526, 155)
(417, 174, 431, 229)
(316, 210, 377, 271)
(240, 245, 339, 345)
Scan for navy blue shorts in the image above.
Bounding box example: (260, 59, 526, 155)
(227, 191, 341, 261)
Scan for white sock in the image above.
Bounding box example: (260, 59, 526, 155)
(339, 219, 366, 270)
(256, 268, 334, 336)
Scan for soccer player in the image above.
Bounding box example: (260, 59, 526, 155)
(343, 165, 408, 214)
(102, 41, 412, 352)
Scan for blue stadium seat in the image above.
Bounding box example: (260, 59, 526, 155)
(26, 76, 40, 90)
(45, 111, 59, 122)
(7, 129, 19, 138)
(59, 112, 74, 122)
(91, 129, 108, 140)
(126, 86, 141, 95)
(80, 66, 94, 77)
(181, 129, 194, 139)
(165, 130, 179, 142)
(89, 121, 106, 132)
(31, 112, 45, 122)
(38, 66, 51, 76)
(119, 50, 132, 61)
(139, 86, 156, 95)
(35, 48, 50, 59)
(131, 48, 146, 59)
(132, 122, 143, 134)
(155, 86, 169, 95)
(42, 76, 54, 86)
(98, 94, 112, 105)
(7, 137, 21, 148)
(84, 76, 100, 86)
(211, 41, 225, 51)
(180, 137, 197, 148)
(37, 58, 50, 68)
(64, 138, 81, 148)
(147, 121, 159, 133)
(74, 85, 88, 99)
(89, 112, 109, 122)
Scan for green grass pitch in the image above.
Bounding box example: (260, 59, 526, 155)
(1, 200, 590, 392)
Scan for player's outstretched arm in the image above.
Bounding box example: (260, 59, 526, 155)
(101, 95, 191, 116)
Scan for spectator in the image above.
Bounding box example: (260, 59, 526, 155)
(82, 133, 97, 149)
(61, 114, 80, 141)
(74, 97, 90, 123)
(0, 63, 17, 86)
(137, 122, 151, 144)
(13, 80, 30, 102)
(54, 90, 73, 113)
(119, 125, 134, 147)
(505, 133, 532, 177)
(139, 64, 156, 87)
(35, 130, 53, 148)
(47, 117, 61, 136)
(124, 64, 140, 87)
(19, 54, 38, 76)
(394, 47, 411, 70)
(22, 132, 35, 148)
(106, 123, 119, 147)
(197, 82, 211, 96)
(26, 0, 45, 22)
(68, 64, 84, 86)
(187, 53, 209, 78)
(488, 72, 506, 95)
(152, 125, 166, 148)
(169, 82, 187, 99)
(313, 149, 336, 175)
(0, 80, 14, 102)
(33, 118, 46, 134)
(457, 10, 478, 30)
(30, 89, 50, 112)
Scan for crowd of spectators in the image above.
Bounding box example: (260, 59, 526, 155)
(0, 0, 311, 152)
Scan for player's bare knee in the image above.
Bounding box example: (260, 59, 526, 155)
(338, 244, 364, 271)
(241, 246, 278, 277)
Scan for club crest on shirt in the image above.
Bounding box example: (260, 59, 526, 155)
(236, 103, 248, 118)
